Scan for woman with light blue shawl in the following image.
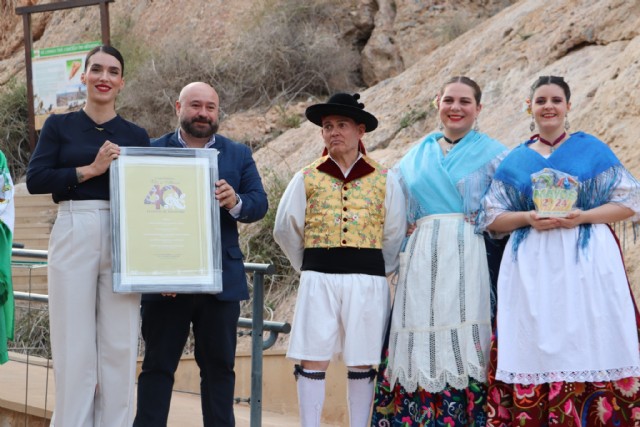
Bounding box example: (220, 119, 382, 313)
(372, 76, 507, 426)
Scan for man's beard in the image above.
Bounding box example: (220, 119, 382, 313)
(181, 116, 219, 138)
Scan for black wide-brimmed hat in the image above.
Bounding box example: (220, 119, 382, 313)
(305, 93, 378, 132)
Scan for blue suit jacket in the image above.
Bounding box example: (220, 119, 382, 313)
(144, 130, 268, 301)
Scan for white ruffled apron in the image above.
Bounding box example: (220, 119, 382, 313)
(496, 224, 640, 385)
(386, 213, 492, 392)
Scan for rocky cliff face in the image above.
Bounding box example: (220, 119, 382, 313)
(252, 0, 640, 290)
(256, 0, 640, 171)
(1, 0, 639, 290)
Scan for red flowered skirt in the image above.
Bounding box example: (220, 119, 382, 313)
(486, 330, 640, 427)
(487, 225, 640, 426)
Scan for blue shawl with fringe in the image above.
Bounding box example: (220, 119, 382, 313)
(491, 131, 624, 254)
(399, 130, 505, 222)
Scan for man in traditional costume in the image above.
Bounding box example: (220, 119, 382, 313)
(274, 93, 406, 427)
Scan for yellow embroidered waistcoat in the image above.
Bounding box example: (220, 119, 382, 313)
(303, 155, 387, 249)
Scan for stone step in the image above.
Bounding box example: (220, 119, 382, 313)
(15, 199, 55, 209)
(15, 198, 56, 205)
(15, 207, 56, 217)
(15, 223, 52, 232)
(14, 221, 55, 228)
(14, 212, 55, 222)
(15, 204, 56, 214)
(15, 210, 56, 219)
(13, 187, 57, 254)
(13, 233, 51, 240)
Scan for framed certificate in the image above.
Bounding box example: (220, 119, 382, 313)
(110, 147, 223, 293)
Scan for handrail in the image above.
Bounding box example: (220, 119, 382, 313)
(13, 291, 292, 348)
(13, 291, 49, 304)
(238, 317, 292, 350)
(12, 247, 287, 427)
(12, 248, 47, 259)
(242, 262, 276, 275)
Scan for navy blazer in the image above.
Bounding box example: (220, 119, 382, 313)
(144, 130, 268, 301)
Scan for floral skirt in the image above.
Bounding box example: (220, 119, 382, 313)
(486, 332, 640, 426)
(372, 346, 488, 426)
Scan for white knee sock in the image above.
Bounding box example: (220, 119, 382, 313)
(296, 369, 326, 427)
(347, 368, 375, 427)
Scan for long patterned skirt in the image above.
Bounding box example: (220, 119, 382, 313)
(486, 225, 640, 426)
(486, 333, 640, 426)
(371, 345, 488, 426)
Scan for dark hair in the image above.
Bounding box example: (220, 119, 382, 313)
(530, 75, 571, 101)
(440, 76, 482, 104)
(84, 45, 125, 76)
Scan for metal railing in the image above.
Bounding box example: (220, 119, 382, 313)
(11, 248, 289, 427)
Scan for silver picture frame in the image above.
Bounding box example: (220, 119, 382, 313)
(110, 147, 222, 293)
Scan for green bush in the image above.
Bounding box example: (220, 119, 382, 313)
(0, 78, 30, 180)
(275, 105, 303, 129)
(399, 108, 427, 129)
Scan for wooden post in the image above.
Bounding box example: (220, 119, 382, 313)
(15, 0, 115, 151)
(99, 1, 111, 45)
(21, 13, 36, 152)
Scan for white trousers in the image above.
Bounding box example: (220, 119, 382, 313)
(48, 200, 140, 427)
(287, 270, 390, 366)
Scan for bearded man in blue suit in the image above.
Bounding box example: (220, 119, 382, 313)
(134, 82, 268, 427)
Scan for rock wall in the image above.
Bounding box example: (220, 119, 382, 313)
(361, 0, 519, 85)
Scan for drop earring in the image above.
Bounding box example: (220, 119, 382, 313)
(564, 114, 570, 131)
(473, 118, 479, 132)
(438, 121, 444, 131)
(529, 116, 535, 132)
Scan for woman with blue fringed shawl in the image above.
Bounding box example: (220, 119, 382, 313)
(476, 75, 640, 426)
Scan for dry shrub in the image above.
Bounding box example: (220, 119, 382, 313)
(436, 12, 477, 44)
(10, 302, 51, 359)
(224, 0, 360, 108)
(117, 42, 229, 137)
(239, 170, 299, 319)
(117, 0, 359, 138)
